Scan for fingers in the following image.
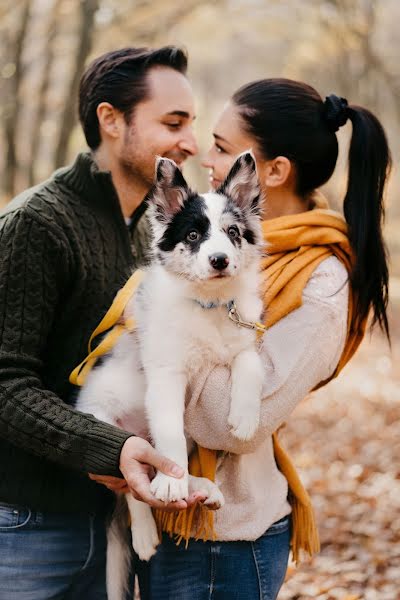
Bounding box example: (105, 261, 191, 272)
(139, 446, 184, 479)
(186, 491, 207, 507)
(89, 469, 207, 509)
(89, 474, 125, 484)
(124, 470, 185, 510)
(122, 438, 184, 478)
(88, 473, 129, 492)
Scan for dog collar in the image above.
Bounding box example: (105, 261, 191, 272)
(193, 299, 234, 310)
(192, 299, 267, 335)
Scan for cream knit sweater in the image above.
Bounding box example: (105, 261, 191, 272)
(184, 255, 349, 541)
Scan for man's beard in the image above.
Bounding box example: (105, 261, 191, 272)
(119, 152, 154, 188)
(119, 125, 155, 188)
(119, 128, 188, 186)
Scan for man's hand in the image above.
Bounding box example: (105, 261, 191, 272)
(89, 436, 206, 511)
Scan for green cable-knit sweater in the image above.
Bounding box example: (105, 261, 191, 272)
(0, 152, 151, 514)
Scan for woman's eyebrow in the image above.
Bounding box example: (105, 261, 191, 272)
(213, 133, 233, 147)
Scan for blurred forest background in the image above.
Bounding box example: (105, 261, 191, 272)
(0, 1, 399, 598)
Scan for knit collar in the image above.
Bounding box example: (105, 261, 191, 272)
(54, 152, 148, 229)
(54, 152, 115, 203)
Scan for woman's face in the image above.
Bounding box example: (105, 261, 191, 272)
(202, 102, 261, 190)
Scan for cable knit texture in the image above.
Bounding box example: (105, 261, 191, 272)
(0, 153, 149, 514)
(185, 256, 349, 540)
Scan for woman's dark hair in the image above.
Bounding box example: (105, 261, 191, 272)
(232, 79, 391, 339)
(79, 46, 188, 149)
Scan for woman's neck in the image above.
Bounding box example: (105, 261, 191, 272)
(261, 187, 309, 220)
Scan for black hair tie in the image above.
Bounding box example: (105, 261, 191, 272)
(323, 94, 349, 132)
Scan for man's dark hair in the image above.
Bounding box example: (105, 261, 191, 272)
(79, 46, 188, 149)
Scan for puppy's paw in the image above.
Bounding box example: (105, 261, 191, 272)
(228, 409, 259, 441)
(203, 486, 225, 510)
(188, 475, 225, 510)
(131, 516, 159, 561)
(150, 472, 188, 502)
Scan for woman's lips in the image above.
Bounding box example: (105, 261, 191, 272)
(209, 175, 221, 188)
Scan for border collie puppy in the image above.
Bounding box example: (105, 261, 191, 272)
(76, 151, 265, 598)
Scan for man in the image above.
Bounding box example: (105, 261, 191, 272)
(0, 46, 202, 599)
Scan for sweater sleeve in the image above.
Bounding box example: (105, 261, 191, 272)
(184, 257, 349, 454)
(0, 208, 133, 476)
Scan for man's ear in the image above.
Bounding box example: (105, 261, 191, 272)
(96, 102, 121, 140)
(262, 156, 292, 188)
(218, 151, 261, 213)
(148, 157, 190, 221)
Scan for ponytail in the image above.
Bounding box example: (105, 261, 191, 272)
(344, 106, 391, 340)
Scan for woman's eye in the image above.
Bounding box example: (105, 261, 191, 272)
(228, 226, 240, 239)
(215, 144, 226, 154)
(167, 122, 181, 130)
(187, 230, 200, 242)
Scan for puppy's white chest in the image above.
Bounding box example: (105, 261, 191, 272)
(182, 304, 255, 374)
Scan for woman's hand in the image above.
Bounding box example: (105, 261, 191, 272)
(89, 436, 207, 512)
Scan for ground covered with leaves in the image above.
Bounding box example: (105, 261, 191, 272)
(280, 326, 400, 600)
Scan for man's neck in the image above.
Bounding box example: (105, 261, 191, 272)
(93, 148, 149, 218)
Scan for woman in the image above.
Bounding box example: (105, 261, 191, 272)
(146, 79, 391, 599)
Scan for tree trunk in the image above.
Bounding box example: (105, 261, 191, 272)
(28, 0, 63, 187)
(54, 0, 98, 169)
(3, 0, 31, 198)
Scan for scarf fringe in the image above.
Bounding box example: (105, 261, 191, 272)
(289, 492, 320, 565)
(154, 503, 216, 548)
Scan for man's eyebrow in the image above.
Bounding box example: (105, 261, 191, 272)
(165, 110, 196, 120)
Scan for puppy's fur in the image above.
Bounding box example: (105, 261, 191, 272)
(76, 152, 265, 599)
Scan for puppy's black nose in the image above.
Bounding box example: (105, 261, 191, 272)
(209, 253, 229, 270)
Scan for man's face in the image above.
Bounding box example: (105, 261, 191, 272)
(118, 66, 198, 187)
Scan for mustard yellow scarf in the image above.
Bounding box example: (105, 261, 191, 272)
(70, 207, 367, 564)
(154, 208, 367, 563)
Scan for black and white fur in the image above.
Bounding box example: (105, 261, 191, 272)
(76, 152, 265, 599)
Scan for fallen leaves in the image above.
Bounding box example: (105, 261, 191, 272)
(279, 328, 400, 600)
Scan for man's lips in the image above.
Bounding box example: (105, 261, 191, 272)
(164, 153, 188, 166)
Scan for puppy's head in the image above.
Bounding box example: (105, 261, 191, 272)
(147, 152, 263, 284)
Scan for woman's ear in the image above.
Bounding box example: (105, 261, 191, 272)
(261, 156, 293, 188)
(96, 102, 121, 140)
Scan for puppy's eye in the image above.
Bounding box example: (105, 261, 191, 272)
(228, 226, 240, 240)
(186, 230, 200, 242)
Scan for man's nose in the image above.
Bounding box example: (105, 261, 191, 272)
(179, 130, 199, 157)
(209, 253, 229, 271)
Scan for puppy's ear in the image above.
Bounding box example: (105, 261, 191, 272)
(218, 151, 260, 213)
(148, 157, 189, 221)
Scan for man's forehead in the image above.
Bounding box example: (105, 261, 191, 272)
(143, 67, 195, 117)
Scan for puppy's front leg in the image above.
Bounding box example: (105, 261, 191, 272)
(146, 371, 189, 502)
(228, 349, 264, 441)
(126, 494, 159, 561)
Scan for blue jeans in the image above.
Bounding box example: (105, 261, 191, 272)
(0, 502, 110, 600)
(146, 515, 291, 600)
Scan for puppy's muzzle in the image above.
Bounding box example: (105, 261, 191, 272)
(209, 253, 229, 271)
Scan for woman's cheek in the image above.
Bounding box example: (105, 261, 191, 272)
(218, 156, 236, 181)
